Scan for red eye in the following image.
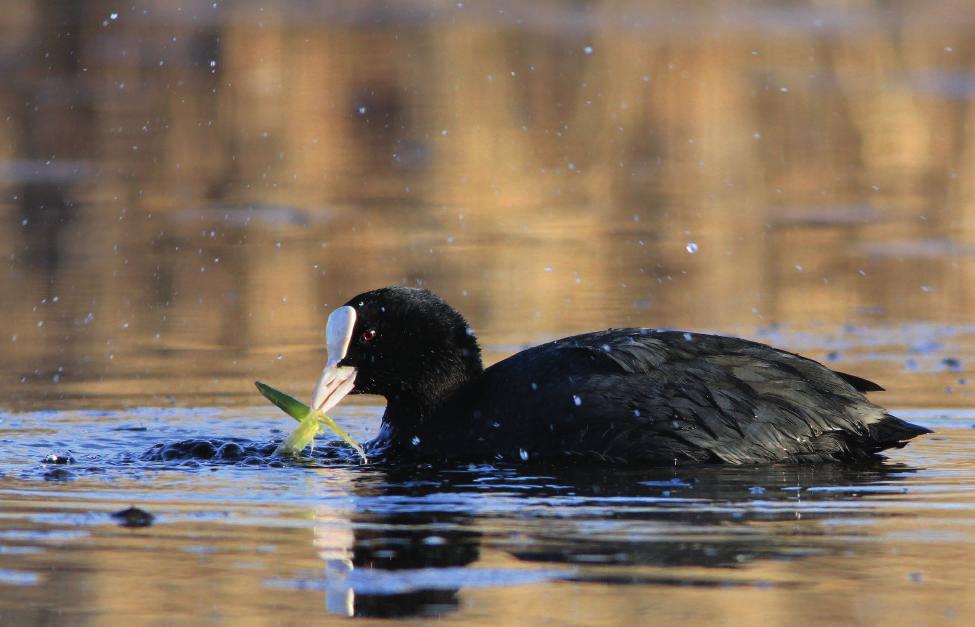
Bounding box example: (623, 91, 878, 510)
(361, 328, 377, 342)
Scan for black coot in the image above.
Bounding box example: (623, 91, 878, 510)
(309, 286, 930, 465)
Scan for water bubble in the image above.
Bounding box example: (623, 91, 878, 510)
(583, 46, 593, 55)
(685, 242, 699, 254)
(572, 395, 582, 407)
(749, 486, 766, 495)
(519, 448, 529, 461)
(357, 106, 367, 114)
(411, 435, 421, 446)
(544, 266, 553, 273)
(275, 354, 283, 361)
(110, 12, 118, 20)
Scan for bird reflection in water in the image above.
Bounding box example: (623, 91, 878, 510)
(305, 460, 917, 618)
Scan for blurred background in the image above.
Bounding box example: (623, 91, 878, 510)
(3, 0, 975, 409)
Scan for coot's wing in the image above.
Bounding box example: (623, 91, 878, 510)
(831, 370, 885, 392)
(467, 329, 920, 464)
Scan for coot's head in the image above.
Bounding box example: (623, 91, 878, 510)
(310, 287, 483, 416)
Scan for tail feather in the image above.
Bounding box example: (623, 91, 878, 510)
(866, 414, 932, 450)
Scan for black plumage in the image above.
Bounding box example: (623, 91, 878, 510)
(333, 287, 930, 465)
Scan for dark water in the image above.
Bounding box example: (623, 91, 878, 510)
(3, 1, 975, 624)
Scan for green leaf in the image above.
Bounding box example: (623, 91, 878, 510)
(275, 412, 322, 456)
(255, 381, 367, 462)
(255, 381, 310, 423)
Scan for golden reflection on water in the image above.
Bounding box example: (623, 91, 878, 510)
(2, 1, 975, 412)
(1, 1, 975, 625)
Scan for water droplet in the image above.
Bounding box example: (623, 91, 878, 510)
(544, 266, 553, 272)
(749, 486, 766, 495)
(110, 12, 118, 20)
(572, 395, 582, 407)
(685, 242, 698, 254)
(52, 373, 60, 384)
(411, 435, 421, 446)
(275, 354, 283, 361)
(519, 448, 529, 461)
(357, 106, 367, 114)
(583, 46, 593, 55)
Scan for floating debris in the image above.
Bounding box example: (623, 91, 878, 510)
(42, 453, 75, 465)
(112, 506, 155, 528)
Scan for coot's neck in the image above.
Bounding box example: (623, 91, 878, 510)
(374, 350, 483, 446)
